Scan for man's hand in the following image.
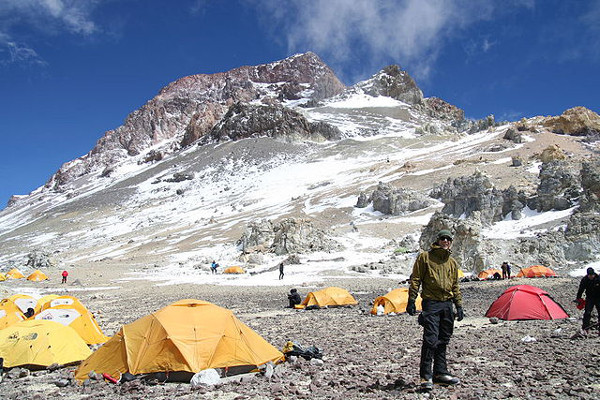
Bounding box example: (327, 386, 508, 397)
(406, 300, 416, 316)
(456, 306, 464, 321)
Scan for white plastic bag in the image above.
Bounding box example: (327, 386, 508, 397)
(190, 369, 221, 387)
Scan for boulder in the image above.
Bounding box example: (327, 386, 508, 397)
(238, 218, 341, 255)
(542, 106, 600, 136)
(369, 182, 435, 215)
(527, 161, 580, 212)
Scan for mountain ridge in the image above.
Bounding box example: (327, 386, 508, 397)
(1, 52, 599, 281)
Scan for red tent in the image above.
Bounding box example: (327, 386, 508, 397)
(485, 285, 569, 320)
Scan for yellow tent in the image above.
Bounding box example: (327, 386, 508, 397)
(0, 299, 25, 329)
(301, 287, 358, 308)
(6, 268, 25, 279)
(35, 294, 60, 313)
(74, 299, 284, 382)
(0, 273, 6, 281)
(0, 320, 91, 368)
(223, 266, 245, 274)
(27, 270, 49, 282)
(37, 295, 108, 345)
(7, 294, 37, 314)
(370, 288, 423, 315)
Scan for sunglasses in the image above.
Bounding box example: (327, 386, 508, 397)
(439, 236, 453, 241)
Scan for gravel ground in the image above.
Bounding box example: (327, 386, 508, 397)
(1, 274, 599, 400)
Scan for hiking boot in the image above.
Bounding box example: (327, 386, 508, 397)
(420, 378, 433, 391)
(433, 374, 460, 385)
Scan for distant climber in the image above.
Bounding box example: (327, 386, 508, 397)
(576, 267, 600, 333)
(211, 261, 218, 274)
(279, 262, 284, 280)
(287, 288, 301, 308)
(61, 270, 69, 284)
(501, 262, 512, 279)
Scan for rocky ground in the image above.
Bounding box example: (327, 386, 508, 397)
(1, 273, 599, 400)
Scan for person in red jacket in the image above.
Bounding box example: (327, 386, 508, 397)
(61, 270, 69, 284)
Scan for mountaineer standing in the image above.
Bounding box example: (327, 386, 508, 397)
(407, 229, 464, 391)
(576, 267, 600, 333)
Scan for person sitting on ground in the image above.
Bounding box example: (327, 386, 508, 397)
(576, 267, 600, 333)
(492, 272, 502, 280)
(287, 288, 302, 308)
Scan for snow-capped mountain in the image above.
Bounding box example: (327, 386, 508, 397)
(1, 53, 599, 284)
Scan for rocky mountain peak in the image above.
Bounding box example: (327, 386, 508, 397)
(43, 52, 346, 193)
(354, 64, 424, 105)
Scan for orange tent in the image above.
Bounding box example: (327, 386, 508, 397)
(74, 299, 283, 382)
(302, 287, 358, 308)
(223, 266, 245, 274)
(370, 288, 422, 315)
(478, 268, 502, 280)
(27, 270, 49, 281)
(6, 268, 25, 279)
(517, 265, 557, 278)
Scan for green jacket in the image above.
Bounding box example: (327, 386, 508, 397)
(408, 244, 463, 307)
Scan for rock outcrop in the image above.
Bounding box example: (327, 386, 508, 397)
(204, 102, 342, 143)
(527, 161, 580, 212)
(542, 106, 600, 136)
(418, 211, 485, 272)
(238, 218, 341, 255)
(364, 182, 435, 215)
(355, 65, 424, 105)
(429, 171, 525, 225)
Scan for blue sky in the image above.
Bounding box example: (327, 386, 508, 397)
(1, 0, 599, 208)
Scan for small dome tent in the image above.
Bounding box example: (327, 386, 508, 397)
(37, 295, 108, 345)
(7, 294, 37, 314)
(27, 270, 49, 281)
(301, 287, 358, 308)
(370, 288, 422, 315)
(74, 299, 284, 382)
(0, 320, 91, 368)
(224, 266, 245, 274)
(516, 265, 557, 278)
(6, 268, 25, 279)
(478, 268, 502, 280)
(0, 299, 25, 329)
(485, 285, 568, 320)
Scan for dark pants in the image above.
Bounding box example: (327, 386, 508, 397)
(419, 300, 455, 380)
(583, 297, 600, 331)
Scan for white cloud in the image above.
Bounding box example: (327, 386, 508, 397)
(253, 0, 548, 83)
(0, 0, 99, 66)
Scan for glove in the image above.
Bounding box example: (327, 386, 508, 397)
(406, 300, 416, 316)
(455, 306, 464, 321)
